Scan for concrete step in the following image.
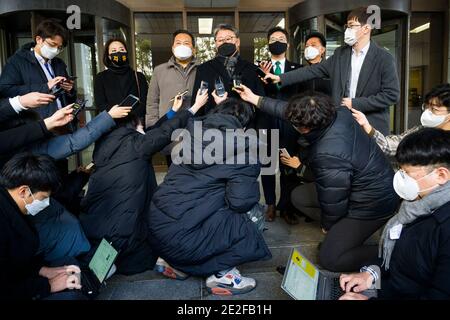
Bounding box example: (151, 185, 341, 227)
(96, 212, 381, 300)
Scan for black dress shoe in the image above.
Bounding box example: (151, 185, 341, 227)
(280, 210, 299, 225)
(265, 204, 276, 222)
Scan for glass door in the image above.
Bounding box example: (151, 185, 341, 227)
(70, 30, 98, 167)
(372, 19, 404, 133)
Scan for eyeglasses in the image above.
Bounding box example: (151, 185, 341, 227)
(421, 103, 449, 115)
(344, 24, 362, 30)
(215, 35, 237, 44)
(44, 40, 64, 51)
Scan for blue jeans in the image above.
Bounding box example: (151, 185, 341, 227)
(30, 198, 91, 263)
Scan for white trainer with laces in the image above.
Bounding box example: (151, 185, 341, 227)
(206, 268, 256, 296)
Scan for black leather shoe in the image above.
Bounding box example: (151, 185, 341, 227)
(265, 204, 276, 222)
(280, 210, 299, 225)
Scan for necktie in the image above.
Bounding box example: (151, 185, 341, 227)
(44, 62, 55, 78)
(274, 61, 282, 90)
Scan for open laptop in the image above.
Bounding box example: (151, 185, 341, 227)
(281, 248, 346, 300)
(81, 238, 119, 297)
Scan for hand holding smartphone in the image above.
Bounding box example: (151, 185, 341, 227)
(256, 67, 273, 83)
(85, 162, 95, 170)
(200, 81, 209, 95)
(65, 76, 77, 82)
(72, 98, 87, 116)
(279, 148, 291, 158)
(170, 89, 189, 102)
(119, 94, 140, 108)
(51, 86, 65, 98)
(215, 77, 226, 97)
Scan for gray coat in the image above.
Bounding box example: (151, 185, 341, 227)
(280, 40, 400, 135)
(145, 56, 199, 128)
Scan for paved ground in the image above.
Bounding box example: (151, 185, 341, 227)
(97, 216, 324, 300)
(96, 171, 377, 300)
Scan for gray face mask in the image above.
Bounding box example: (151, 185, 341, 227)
(22, 187, 50, 216)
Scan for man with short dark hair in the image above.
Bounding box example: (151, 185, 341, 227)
(340, 128, 450, 300)
(146, 29, 199, 128)
(300, 31, 332, 95)
(0, 153, 85, 300)
(0, 19, 76, 119)
(259, 26, 303, 224)
(191, 24, 265, 115)
(265, 7, 400, 135)
(237, 85, 399, 272)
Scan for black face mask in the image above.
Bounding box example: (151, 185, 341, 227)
(110, 52, 129, 67)
(218, 43, 237, 57)
(269, 41, 288, 55)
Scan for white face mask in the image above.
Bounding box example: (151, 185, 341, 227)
(173, 45, 193, 61)
(420, 109, 448, 128)
(304, 46, 320, 61)
(22, 188, 50, 216)
(393, 169, 438, 201)
(40, 43, 60, 60)
(344, 28, 358, 46)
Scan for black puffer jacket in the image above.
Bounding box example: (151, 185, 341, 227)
(147, 113, 272, 276)
(259, 97, 399, 230)
(380, 200, 450, 299)
(80, 110, 193, 275)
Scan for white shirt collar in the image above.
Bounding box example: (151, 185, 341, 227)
(352, 41, 370, 56)
(272, 58, 286, 65)
(271, 58, 286, 72)
(33, 49, 51, 64)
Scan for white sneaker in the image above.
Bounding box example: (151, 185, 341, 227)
(206, 268, 256, 296)
(154, 257, 189, 280)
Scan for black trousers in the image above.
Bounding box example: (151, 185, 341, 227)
(319, 217, 388, 272)
(291, 182, 388, 272)
(259, 112, 300, 209)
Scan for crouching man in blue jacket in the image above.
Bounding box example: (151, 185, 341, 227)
(0, 100, 132, 263)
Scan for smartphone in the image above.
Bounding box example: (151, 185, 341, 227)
(72, 99, 87, 116)
(200, 81, 209, 95)
(51, 86, 65, 98)
(232, 73, 243, 89)
(119, 94, 140, 108)
(279, 148, 291, 158)
(256, 67, 273, 84)
(85, 162, 95, 170)
(233, 78, 242, 88)
(256, 67, 266, 78)
(215, 77, 226, 97)
(170, 89, 189, 102)
(65, 76, 78, 81)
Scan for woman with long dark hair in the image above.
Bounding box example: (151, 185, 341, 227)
(94, 38, 148, 121)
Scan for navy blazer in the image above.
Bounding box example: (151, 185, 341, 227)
(0, 42, 76, 118)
